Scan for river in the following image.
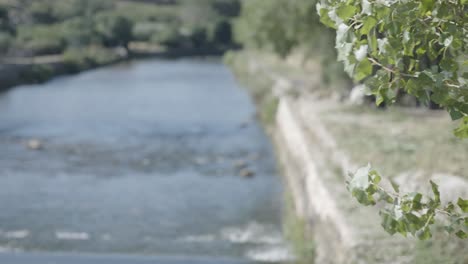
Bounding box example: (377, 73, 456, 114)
(0, 59, 291, 263)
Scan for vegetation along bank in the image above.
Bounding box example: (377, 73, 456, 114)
(0, 0, 240, 91)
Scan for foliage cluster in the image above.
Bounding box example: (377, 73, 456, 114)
(347, 164, 468, 240)
(62, 46, 121, 71)
(0, 0, 240, 56)
(315, 0, 468, 240)
(317, 0, 467, 135)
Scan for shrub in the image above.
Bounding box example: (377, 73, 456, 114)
(60, 18, 102, 48)
(132, 22, 164, 41)
(16, 25, 66, 55)
(211, 0, 241, 17)
(189, 27, 209, 48)
(63, 46, 120, 71)
(26, 1, 56, 24)
(213, 20, 232, 46)
(94, 13, 134, 48)
(152, 26, 187, 48)
(37, 0, 114, 22)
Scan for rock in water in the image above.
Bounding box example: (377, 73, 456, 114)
(239, 169, 255, 178)
(26, 139, 43, 150)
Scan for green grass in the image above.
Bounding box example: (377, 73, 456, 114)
(259, 96, 279, 125)
(282, 191, 315, 264)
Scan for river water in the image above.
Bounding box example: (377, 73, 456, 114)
(0, 59, 291, 263)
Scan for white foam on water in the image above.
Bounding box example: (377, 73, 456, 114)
(55, 231, 90, 241)
(246, 246, 296, 263)
(178, 234, 216, 243)
(3, 230, 30, 239)
(0, 245, 23, 253)
(220, 222, 283, 245)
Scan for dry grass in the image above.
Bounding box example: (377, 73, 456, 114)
(322, 105, 468, 179)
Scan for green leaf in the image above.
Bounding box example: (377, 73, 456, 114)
(336, 5, 357, 20)
(352, 189, 376, 206)
(416, 227, 432, 240)
(350, 165, 371, 190)
(380, 211, 398, 235)
(375, 94, 384, 106)
(410, 192, 424, 210)
(430, 181, 441, 205)
(440, 58, 458, 72)
(421, 0, 435, 12)
(454, 117, 468, 139)
(369, 170, 381, 184)
(354, 59, 372, 81)
(318, 8, 337, 29)
(458, 198, 468, 213)
(390, 179, 400, 193)
(449, 109, 464, 121)
(361, 17, 377, 35)
(456, 230, 468, 239)
(445, 202, 456, 214)
(405, 79, 418, 95)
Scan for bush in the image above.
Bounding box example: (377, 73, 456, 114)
(151, 26, 187, 48)
(63, 46, 120, 71)
(189, 27, 209, 48)
(213, 20, 232, 45)
(94, 13, 133, 48)
(0, 4, 14, 34)
(211, 0, 241, 17)
(60, 18, 101, 48)
(132, 22, 164, 41)
(27, 1, 56, 24)
(16, 25, 66, 55)
(27, 0, 115, 23)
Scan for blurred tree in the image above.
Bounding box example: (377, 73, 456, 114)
(0, 4, 14, 34)
(190, 26, 208, 49)
(94, 13, 134, 49)
(61, 18, 101, 48)
(16, 25, 65, 55)
(212, 0, 241, 17)
(27, 1, 56, 24)
(0, 32, 12, 54)
(213, 20, 232, 46)
(52, 0, 114, 21)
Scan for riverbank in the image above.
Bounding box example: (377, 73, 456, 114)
(0, 46, 233, 92)
(226, 50, 468, 263)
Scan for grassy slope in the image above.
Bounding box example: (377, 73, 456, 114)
(322, 105, 468, 179)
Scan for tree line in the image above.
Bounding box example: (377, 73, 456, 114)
(0, 0, 240, 57)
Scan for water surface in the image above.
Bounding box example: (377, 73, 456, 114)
(0, 59, 289, 263)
